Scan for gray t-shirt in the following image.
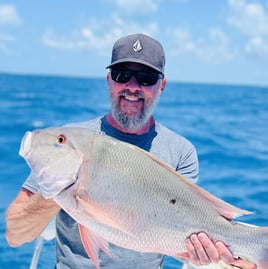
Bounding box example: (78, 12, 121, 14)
(23, 117, 199, 269)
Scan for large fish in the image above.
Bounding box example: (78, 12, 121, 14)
(19, 127, 268, 269)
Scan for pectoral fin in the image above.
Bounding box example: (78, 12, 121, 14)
(76, 195, 132, 235)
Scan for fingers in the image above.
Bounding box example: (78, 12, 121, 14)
(231, 258, 257, 269)
(185, 232, 233, 266)
(215, 240, 234, 264)
(185, 233, 218, 265)
(185, 232, 257, 269)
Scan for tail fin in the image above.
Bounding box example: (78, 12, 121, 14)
(235, 222, 268, 269)
(251, 225, 268, 269)
(259, 242, 268, 269)
(260, 262, 268, 269)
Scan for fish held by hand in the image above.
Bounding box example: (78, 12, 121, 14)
(19, 127, 268, 269)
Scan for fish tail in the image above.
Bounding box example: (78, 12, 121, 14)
(252, 226, 268, 269)
(234, 222, 268, 269)
(259, 235, 268, 269)
(260, 262, 268, 269)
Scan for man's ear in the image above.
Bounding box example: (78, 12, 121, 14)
(106, 72, 111, 81)
(160, 77, 167, 93)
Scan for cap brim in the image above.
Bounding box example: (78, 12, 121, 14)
(106, 58, 162, 74)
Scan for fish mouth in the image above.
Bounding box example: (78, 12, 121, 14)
(19, 131, 33, 158)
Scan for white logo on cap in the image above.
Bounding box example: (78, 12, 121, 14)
(133, 40, 142, 52)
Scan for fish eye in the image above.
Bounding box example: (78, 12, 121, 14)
(57, 134, 67, 144)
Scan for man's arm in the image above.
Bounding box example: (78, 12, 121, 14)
(5, 188, 60, 247)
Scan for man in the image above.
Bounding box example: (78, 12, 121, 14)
(6, 33, 255, 269)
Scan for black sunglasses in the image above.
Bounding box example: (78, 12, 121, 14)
(111, 69, 164, 86)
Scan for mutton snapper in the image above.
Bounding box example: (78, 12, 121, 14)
(19, 127, 268, 269)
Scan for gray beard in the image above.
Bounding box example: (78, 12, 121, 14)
(111, 90, 161, 131)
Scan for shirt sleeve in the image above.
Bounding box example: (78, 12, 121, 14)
(22, 171, 39, 193)
(176, 143, 199, 183)
(152, 123, 199, 184)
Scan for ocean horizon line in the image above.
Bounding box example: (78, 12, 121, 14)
(1, 70, 267, 89)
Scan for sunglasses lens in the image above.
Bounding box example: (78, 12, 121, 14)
(137, 72, 159, 86)
(111, 69, 163, 86)
(111, 70, 131, 83)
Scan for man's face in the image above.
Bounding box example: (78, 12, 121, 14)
(107, 63, 166, 131)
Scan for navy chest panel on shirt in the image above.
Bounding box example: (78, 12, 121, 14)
(100, 116, 157, 152)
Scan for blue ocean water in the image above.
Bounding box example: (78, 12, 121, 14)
(0, 73, 267, 268)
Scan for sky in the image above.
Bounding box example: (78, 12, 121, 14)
(1, 0, 268, 86)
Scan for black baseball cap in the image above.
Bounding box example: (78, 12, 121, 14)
(106, 33, 165, 74)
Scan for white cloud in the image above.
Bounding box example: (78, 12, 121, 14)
(0, 32, 15, 42)
(245, 36, 268, 57)
(227, 0, 268, 36)
(227, 0, 268, 58)
(42, 30, 76, 50)
(0, 4, 21, 25)
(0, 4, 21, 53)
(42, 15, 158, 55)
(167, 26, 237, 64)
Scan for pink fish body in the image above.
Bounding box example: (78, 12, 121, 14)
(19, 127, 268, 269)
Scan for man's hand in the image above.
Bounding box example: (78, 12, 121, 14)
(231, 258, 257, 269)
(185, 232, 257, 268)
(185, 232, 233, 265)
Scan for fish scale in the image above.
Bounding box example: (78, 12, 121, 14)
(19, 127, 268, 269)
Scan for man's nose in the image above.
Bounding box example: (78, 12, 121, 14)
(125, 75, 141, 92)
